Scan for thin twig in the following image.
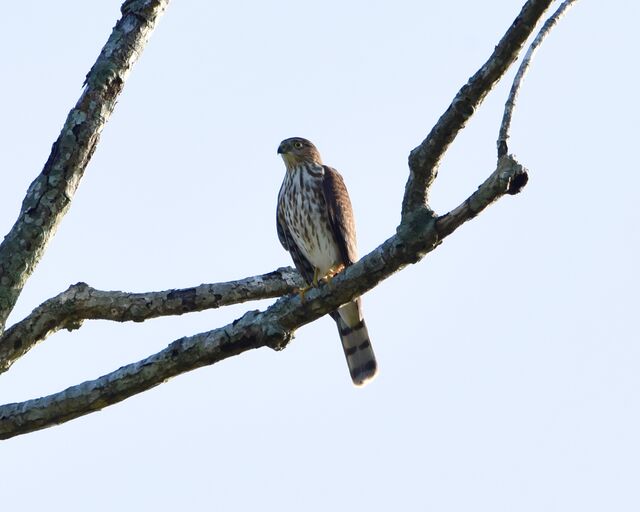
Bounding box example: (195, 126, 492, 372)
(498, 0, 579, 157)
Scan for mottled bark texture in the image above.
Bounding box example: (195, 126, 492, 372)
(0, 0, 169, 332)
(0, 268, 303, 375)
(0, 0, 569, 439)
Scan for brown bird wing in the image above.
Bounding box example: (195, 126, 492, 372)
(322, 166, 358, 266)
(275, 194, 289, 250)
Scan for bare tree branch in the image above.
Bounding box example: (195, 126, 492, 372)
(401, 0, 554, 219)
(0, 0, 578, 439)
(498, 0, 579, 157)
(0, 268, 302, 375)
(0, 0, 169, 332)
(0, 157, 527, 440)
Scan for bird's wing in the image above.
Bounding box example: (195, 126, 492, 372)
(276, 190, 289, 250)
(322, 166, 358, 266)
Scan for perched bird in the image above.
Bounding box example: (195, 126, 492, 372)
(276, 137, 377, 386)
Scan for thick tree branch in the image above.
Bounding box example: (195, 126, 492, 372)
(401, 0, 553, 219)
(0, 157, 527, 440)
(0, 0, 169, 332)
(498, 0, 579, 157)
(0, 268, 302, 376)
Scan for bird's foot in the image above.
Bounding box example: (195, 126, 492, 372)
(321, 263, 345, 284)
(297, 283, 312, 303)
(297, 266, 344, 302)
(297, 269, 320, 303)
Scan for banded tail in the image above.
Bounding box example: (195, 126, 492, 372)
(331, 299, 377, 386)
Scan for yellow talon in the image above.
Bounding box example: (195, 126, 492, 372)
(322, 263, 345, 283)
(298, 265, 346, 302)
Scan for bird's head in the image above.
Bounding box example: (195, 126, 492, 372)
(277, 137, 322, 169)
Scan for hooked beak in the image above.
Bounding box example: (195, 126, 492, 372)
(277, 141, 287, 154)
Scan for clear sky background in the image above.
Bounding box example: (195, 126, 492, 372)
(1, 1, 639, 511)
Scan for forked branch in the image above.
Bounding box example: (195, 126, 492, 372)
(0, 156, 527, 440)
(0, 268, 302, 375)
(402, 0, 554, 218)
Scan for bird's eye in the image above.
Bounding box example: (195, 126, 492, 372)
(294, 141, 303, 149)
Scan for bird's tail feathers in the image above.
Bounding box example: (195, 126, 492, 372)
(332, 304, 377, 386)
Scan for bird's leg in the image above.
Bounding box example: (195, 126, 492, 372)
(298, 268, 321, 302)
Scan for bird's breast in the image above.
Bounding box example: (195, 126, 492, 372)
(279, 166, 341, 275)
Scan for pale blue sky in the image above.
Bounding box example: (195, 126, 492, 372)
(1, 1, 639, 511)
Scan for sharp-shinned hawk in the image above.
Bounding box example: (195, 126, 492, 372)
(276, 137, 377, 386)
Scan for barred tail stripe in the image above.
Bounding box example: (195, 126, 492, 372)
(335, 314, 377, 387)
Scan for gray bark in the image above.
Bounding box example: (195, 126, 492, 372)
(0, 0, 169, 332)
(0, 268, 303, 375)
